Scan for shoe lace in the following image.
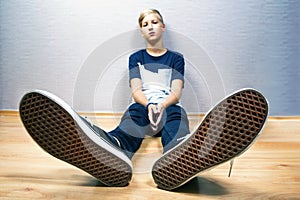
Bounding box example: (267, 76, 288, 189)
(228, 159, 235, 177)
(176, 134, 190, 142)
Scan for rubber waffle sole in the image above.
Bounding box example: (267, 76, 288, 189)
(19, 91, 132, 187)
(152, 88, 268, 190)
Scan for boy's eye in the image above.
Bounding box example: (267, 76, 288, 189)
(142, 19, 159, 27)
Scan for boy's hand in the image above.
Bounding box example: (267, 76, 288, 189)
(148, 103, 165, 132)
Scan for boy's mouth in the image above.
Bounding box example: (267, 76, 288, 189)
(149, 32, 155, 36)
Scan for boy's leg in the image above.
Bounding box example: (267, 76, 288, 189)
(19, 90, 132, 187)
(108, 103, 152, 159)
(159, 105, 190, 153)
(152, 88, 269, 190)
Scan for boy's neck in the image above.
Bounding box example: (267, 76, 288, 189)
(145, 38, 167, 56)
(146, 47, 167, 57)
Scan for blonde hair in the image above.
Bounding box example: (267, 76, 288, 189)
(138, 9, 164, 28)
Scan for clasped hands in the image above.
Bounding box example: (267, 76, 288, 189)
(147, 103, 165, 132)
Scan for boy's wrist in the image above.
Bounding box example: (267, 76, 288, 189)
(146, 102, 157, 110)
(160, 102, 167, 108)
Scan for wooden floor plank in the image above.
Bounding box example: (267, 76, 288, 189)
(0, 113, 299, 199)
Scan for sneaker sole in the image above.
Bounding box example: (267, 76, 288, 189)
(152, 88, 269, 190)
(19, 90, 132, 187)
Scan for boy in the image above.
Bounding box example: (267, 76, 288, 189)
(19, 9, 268, 190)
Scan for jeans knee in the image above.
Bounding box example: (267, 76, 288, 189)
(165, 105, 188, 122)
(123, 103, 149, 126)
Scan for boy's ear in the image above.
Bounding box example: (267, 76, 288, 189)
(162, 23, 166, 31)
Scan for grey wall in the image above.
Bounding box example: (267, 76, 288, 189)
(0, 1, 299, 116)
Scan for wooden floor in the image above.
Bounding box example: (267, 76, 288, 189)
(0, 111, 299, 199)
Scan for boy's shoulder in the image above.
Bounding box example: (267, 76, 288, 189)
(130, 49, 183, 58)
(129, 49, 145, 58)
(166, 49, 184, 58)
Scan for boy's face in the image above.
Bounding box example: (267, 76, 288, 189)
(140, 13, 165, 43)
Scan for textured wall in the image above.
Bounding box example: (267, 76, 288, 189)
(0, 1, 299, 116)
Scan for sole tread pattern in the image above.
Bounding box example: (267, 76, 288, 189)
(152, 89, 268, 190)
(19, 91, 132, 186)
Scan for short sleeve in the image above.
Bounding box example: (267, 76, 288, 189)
(128, 52, 141, 81)
(171, 53, 185, 81)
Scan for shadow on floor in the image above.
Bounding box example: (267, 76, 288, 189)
(172, 176, 229, 195)
(75, 175, 129, 187)
(77, 174, 228, 196)
(80, 178, 108, 187)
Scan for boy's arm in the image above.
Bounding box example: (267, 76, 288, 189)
(150, 79, 183, 130)
(130, 78, 183, 109)
(130, 77, 159, 129)
(130, 78, 148, 107)
(161, 79, 183, 108)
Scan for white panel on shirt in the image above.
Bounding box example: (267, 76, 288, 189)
(137, 63, 176, 105)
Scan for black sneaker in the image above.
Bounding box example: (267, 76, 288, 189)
(152, 88, 269, 190)
(19, 90, 132, 187)
(80, 116, 122, 149)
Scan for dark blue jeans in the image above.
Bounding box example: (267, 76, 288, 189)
(108, 103, 190, 159)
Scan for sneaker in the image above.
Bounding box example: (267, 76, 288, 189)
(152, 88, 269, 190)
(80, 116, 122, 149)
(19, 90, 132, 187)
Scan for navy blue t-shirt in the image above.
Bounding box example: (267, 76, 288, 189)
(128, 49, 185, 86)
(128, 49, 185, 104)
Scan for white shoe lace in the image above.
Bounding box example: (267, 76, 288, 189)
(176, 134, 190, 142)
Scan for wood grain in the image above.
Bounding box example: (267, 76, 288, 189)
(0, 111, 299, 199)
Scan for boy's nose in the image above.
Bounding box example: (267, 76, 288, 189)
(148, 23, 153, 29)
